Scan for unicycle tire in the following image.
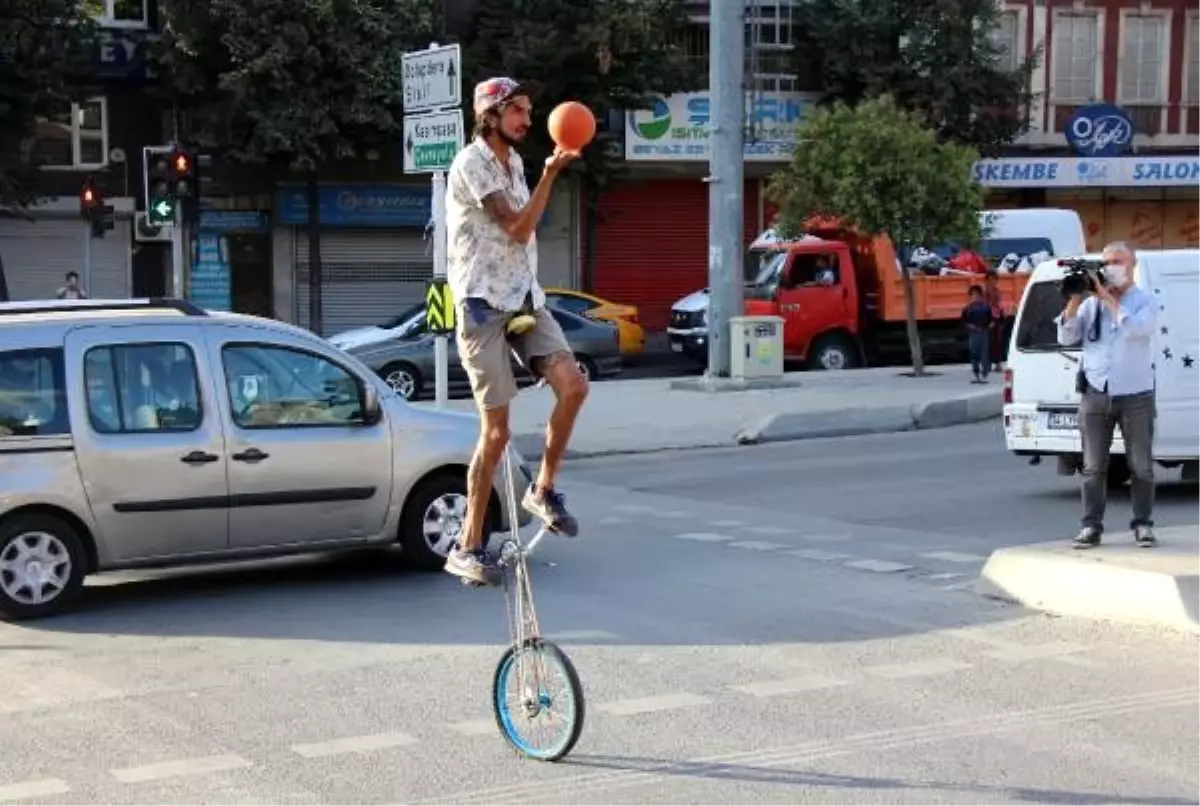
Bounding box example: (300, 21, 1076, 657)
(492, 638, 584, 761)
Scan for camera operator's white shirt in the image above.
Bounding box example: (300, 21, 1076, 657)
(1056, 286, 1157, 396)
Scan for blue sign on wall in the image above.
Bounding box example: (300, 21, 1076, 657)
(189, 233, 232, 312)
(275, 185, 431, 227)
(1064, 103, 1134, 158)
(198, 210, 269, 233)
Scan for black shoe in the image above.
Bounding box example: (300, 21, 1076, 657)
(522, 484, 579, 537)
(1133, 525, 1157, 548)
(1072, 527, 1102, 549)
(444, 544, 501, 586)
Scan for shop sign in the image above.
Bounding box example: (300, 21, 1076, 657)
(1064, 103, 1134, 158)
(275, 184, 431, 227)
(971, 156, 1200, 188)
(625, 91, 820, 162)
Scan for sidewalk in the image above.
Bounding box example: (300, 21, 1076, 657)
(416, 364, 1002, 459)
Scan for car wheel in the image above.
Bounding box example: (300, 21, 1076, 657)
(575, 355, 597, 382)
(808, 334, 859, 370)
(381, 362, 422, 401)
(399, 472, 488, 570)
(0, 513, 87, 621)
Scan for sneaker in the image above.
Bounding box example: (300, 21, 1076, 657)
(1072, 526, 1102, 549)
(444, 545, 500, 586)
(1133, 525, 1157, 548)
(522, 484, 579, 537)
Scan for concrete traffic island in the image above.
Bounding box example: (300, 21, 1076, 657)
(976, 525, 1199, 634)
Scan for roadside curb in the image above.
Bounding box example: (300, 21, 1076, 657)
(513, 389, 1003, 461)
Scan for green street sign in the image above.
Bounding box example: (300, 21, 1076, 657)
(403, 109, 463, 174)
(413, 142, 457, 170)
(147, 196, 176, 225)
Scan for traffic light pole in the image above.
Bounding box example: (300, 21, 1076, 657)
(170, 216, 185, 299)
(82, 227, 92, 296)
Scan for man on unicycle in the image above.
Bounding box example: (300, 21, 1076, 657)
(443, 77, 587, 587)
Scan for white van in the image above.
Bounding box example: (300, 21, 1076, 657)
(1003, 249, 1200, 483)
(667, 208, 1087, 365)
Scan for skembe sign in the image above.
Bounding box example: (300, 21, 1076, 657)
(971, 155, 1200, 188)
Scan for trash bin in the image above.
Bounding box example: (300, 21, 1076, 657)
(729, 315, 784, 379)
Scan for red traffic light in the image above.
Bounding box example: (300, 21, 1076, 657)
(82, 188, 95, 204)
(173, 154, 190, 173)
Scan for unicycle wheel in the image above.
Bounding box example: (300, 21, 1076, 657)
(492, 638, 584, 761)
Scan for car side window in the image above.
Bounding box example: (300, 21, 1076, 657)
(83, 343, 203, 433)
(222, 343, 366, 429)
(551, 308, 582, 332)
(0, 348, 68, 437)
(550, 295, 592, 316)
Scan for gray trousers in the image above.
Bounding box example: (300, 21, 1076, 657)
(1079, 385, 1156, 530)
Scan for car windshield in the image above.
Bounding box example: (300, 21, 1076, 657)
(748, 249, 786, 286)
(377, 303, 425, 332)
(1016, 280, 1080, 352)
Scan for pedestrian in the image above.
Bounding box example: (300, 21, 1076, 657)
(441, 77, 588, 587)
(55, 271, 87, 300)
(961, 284, 994, 383)
(1056, 241, 1158, 549)
(984, 269, 1006, 371)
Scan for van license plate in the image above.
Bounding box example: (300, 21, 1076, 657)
(1047, 412, 1078, 430)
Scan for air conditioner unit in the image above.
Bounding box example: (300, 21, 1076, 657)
(134, 212, 172, 243)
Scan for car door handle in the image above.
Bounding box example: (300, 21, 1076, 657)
(232, 448, 269, 463)
(180, 450, 220, 464)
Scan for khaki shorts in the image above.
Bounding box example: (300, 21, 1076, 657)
(456, 302, 572, 410)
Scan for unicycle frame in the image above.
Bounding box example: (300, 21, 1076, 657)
(494, 448, 550, 646)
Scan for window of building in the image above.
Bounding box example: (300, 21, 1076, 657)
(99, 0, 147, 27)
(1052, 13, 1100, 102)
(992, 10, 1021, 73)
(27, 98, 108, 170)
(1186, 15, 1199, 105)
(1121, 14, 1166, 104)
(221, 344, 366, 429)
(0, 349, 68, 438)
(84, 343, 203, 434)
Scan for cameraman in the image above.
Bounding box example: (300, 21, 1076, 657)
(1057, 241, 1158, 549)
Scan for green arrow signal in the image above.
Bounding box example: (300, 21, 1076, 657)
(147, 196, 176, 224)
(153, 200, 173, 217)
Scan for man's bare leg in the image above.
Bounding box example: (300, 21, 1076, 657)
(522, 352, 588, 535)
(445, 405, 509, 584)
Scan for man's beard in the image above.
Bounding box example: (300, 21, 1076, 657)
(498, 127, 526, 147)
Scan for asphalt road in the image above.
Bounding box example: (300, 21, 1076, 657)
(0, 423, 1196, 804)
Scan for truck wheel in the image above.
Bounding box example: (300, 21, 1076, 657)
(808, 335, 859, 370)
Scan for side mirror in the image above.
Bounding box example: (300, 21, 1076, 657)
(362, 383, 383, 423)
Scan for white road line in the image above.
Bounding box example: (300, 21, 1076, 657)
(0, 779, 70, 802)
(712, 519, 743, 527)
(731, 675, 849, 698)
(746, 525, 792, 535)
(844, 558, 913, 573)
(920, 551, 988, 564)
(543, 629, 621, 641)
(797, 533, 851, 543)
(597, 692, 712, 716)
(448, 719, 497, 736)
(598, 516, 628, 525)
(727, 540, 789, 552)
(290, 732, 417, 759)
(615, 504, 654, 514)
(672, 532, 734, 543)
(661, 510, 689, 518)
(788, 548, 850, 562)
(924, 572, 966, 582)
(110, 754, 251, 784)
(983, 642, 1093, 663)
(864, 658, 973, 679)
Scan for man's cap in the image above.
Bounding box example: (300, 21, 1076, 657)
(473, 77, 542, 117)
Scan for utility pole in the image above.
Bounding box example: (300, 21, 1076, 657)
(706, 0, 746, 378)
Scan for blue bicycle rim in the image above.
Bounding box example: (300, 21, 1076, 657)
(494, 645, 576, 760)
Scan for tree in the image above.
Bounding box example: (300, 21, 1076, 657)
(766, 95, 986, 375)
(461, 0, 701, 287)
(0, 0, 101, 210)
(793, 0, 1039, 155)
(154, 0, 432, 335)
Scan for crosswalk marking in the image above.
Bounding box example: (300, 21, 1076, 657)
(845, 558, 913, 573)
(727, 540, 789, 552)
(110, 754, 251, 783)
(731, 675, 849, 698)
(672, 532, 735, 543)
(789, 548, 850, 562)
(921, 551, 988, 564)
(0, 779, 70, 802)
(291, 732, 417, 758)
(864, 658, 974, 679)
(597, 692, 712, 716)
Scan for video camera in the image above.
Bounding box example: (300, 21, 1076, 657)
(1057, 257, 1108, 297)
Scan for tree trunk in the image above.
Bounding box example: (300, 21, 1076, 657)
(305, 170, 323, 336)
(900, 263, 926, 376)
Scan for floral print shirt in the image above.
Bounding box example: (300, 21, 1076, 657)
(446, 137, 543, 313)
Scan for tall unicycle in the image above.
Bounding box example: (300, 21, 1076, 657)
(471, 449, 585, 761)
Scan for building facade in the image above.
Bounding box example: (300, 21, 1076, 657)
(967, 0, 1198, 251)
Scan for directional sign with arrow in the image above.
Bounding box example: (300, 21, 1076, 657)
(401, 44, 461, 113)
(403, 110, 463, 174)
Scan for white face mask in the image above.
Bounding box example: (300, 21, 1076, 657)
(1105, 264, 1129, 288)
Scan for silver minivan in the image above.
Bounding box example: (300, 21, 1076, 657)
(0, 298, 531, 620)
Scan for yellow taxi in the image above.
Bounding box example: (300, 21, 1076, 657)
(543, 288, 645, 357)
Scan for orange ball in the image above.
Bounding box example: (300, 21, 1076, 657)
(548, 101, 596, 151)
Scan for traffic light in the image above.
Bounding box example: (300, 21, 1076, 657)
(143, 145, 177, 226)
(79, 178, 102, 219)
(170, 146, 199, 223)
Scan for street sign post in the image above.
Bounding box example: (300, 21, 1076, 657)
(402, 42, 463, 409)
(403, 110, 464, 174)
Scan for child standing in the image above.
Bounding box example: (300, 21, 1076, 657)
(962, 284, 995, 383)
